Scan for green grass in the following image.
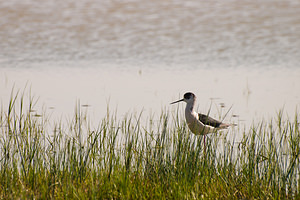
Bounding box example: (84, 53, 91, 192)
(0, 89, 299, 199)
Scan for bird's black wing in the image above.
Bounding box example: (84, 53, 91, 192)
(198, 113, 222, 128)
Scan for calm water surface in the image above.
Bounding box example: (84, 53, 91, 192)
(1, 0, 300, 131)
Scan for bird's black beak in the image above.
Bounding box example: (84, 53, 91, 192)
(170, 99, 184, 104)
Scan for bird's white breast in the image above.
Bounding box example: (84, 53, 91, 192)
(185, 109, 215, 135)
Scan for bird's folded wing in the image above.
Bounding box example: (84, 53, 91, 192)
(198, 113, 222, 128)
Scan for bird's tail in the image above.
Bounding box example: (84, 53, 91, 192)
(218, 123, 236, 129)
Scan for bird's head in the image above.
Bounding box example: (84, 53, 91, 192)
(170, 92, 196, 105)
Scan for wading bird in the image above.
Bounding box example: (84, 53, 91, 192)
(170, 92, 231, 135)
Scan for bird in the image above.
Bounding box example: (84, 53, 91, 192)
(170, 92, 231, 135)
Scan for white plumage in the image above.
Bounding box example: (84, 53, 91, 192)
(171, 92, 231, 135)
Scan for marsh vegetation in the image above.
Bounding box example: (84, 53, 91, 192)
(0, 90, 299, 199)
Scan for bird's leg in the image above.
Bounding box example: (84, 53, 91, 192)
(203, 135, 206, 159)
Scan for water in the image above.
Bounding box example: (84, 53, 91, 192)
(1, 0, 300, 130)
(1, 0, 300, 68)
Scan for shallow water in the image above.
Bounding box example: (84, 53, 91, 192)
(0, 0, 300, 131)
(1, 66, 299, 129)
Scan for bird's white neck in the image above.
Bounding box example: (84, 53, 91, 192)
(185, 100, 196, 114)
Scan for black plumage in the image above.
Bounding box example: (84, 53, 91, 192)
(198, 113, 222, 128)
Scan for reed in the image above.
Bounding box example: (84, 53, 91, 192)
(0, 90, 299, 199)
